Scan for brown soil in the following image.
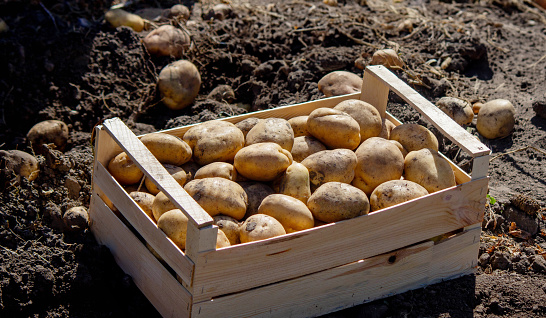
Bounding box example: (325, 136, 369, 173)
(1, 0, 546, 317)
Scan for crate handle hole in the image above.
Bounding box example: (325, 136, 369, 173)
(388, 255, 397, 264)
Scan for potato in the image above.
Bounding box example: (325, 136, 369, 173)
(472, 102, 483, 115)
(129, 191, 155, 220)
(140, 133, 192, 166)
(245, 118, 294, 151)
(290, 136, 327, 163)
(183, 121, 244, 165)
(143, 25, 190, 58)
(301, 149, 357, 191)
(234, 142, 293, 182)
(333, 99, 382, 143)
(157, 209, 189, 250)
(307, 108, 361, 150)
(0, 150, 39, 181)
(476, 99, 516, 139)
(389, 123, 439, 152)
(216, 229, 232, 248)
(158, 60, 201, 110)
(152, 191, 176, 221)
(213, 215, 240, 245)
(273, 162, 311, 204)
(288, 116, 309, 137)
(379, 118, 396, 139)
(166, 4, 191, 20)
(239, 182, 275, 217)
(370, 49, 403, 69)
(307, 182, 369, 223)
(108, 152, 143, 185)
(239, 214, 286, 243)
(144, 164, 187, 195)
(389, 140, 408, 157)
(207, 85, 236, 103)
(105, 9, 145, 32)
(195, 162, 237, 181)
(436, 97, 474, 126)
(235, 118, 261, 138)
(258, 194, 314, 233)
(184, 177, 247, 220)
(204, 3, 233, 21)
(369, 180, 429, 211)
(318, 71, 362, 97)
(63, 206, 89, 232)
(404, 148, 456, 193)
(352, 137, 404, 195)
(27, 120, 69, 154)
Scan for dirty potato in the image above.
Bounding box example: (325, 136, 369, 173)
(234, 142, 293, 182)
(194, 162, 237, 181)
(403, 148, 456, 193)
(333, 99, 382, 143)
(288, 116, 310, 137)
(108, 152, 143, 185)
(144, 164, 187, 195)
(158, 60, 201, 110)
(258, 194, 314, 233)
(370, 180, 429, 211)
(239, 214, 286, 243)
(307, 182, 369, 223)
(389, 123, 439, 152)
(183, 121, 245, 165)
(213, 215, 241, 245)
(301, 149, 357, 191)
(318, 71, 362, 97)
(307, 108, 361, 150)
(245, 118, 294, 151)
(273, 162, 311, 204)
(140, 133, 192, 166)
(143, 25, 190, 58)
(290, 136, 327, 163)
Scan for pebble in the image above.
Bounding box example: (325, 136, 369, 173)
(491, 251, 511, 270)
(478, 252, 491, 267)
(531, 255, 546, 273)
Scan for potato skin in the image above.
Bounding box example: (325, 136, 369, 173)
(183, 121, 245, 165)
(369, 180, 429, 211)
(129, 191, 155, 220)
(105, 9, 144, 32)
(0, 150, 40, 181)
(436, 97, 474, 126)
(274, 162, 311, 204)
(291, 136, 327, 163)
(108, 152, 144, 185)
(158, 60, 201, 110)
(390, 123, 438, 152)
(352, 137, 404, 195)
(27, 120, 69, 154)
(234, 142, 293, 182)
(379, 118, 396, 139)
(239, 181, 275, 217)
(213, 215, 241, 245)
(140, 133, 192, 166)
(195, 162, 237, 181)
(318, 71, 362, 97)
(143, 25, 190, 58)
(288, 116, 310, 137)
(334, 99, 382, 143)
(307, 182, 370, 223)
(184, 177, 248, 220)
(307, 108, 361, 150)
(404, 148, 456, 193)
(258, 194, 314, 233)
(145, 164, 187, 195)
(476, 99, 516, 139)
(216, 229, 232, 248)
(301, 149, 357, 191)
(152, 191, 176, 221)
(235, 118, 261, 138)
(157, 209, 189, 249)
(245, 118, 294, 151)
(239, 214, 286, 243)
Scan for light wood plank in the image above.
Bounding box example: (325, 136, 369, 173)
(89, 193, 192, 318)
(93, 161, 195, 286)
(360, 69, 390, 117)
(193, 227, 479, 318)
(101, 118, 214, 229)
(471, 154, 491, 180)
(185, 223, 219, 262)
(190, 177, 488, 302)
(364, 65, 490, 158)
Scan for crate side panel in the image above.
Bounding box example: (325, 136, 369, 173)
(89, 193, 192, 318)
(191, 177, 488, 302)
(193, 227, 479, 318)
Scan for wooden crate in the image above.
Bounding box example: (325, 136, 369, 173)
(89, 65, 490, 318)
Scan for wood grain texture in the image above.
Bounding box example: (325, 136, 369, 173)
(192, 226, 480, 318)
(89, 193, 192, 318)
(360, 69, 390, 117)
(190, 177, 488, 302)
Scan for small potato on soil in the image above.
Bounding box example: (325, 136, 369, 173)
(158, 60, 201, 110)
(307, 107, 361, 150)
(63, 206, 89, 232)
(301, 149, 357, 191)
(239, 214, 286, 243)
(213, 215, 241, 245)
(245, 118, 294, 151)
(166, 4, 190, 20)
(370, 180, 429, 211)
(389, 123, 439, 152)
(144, 164, 187, 195)
(307, 182, 370, 223)
(105, 9, 145, 32)
(258, 194, 314, 233)
(404, 148, 456, 193)
(207, 85, 235, 103)
(0, 150, 40, 181)
(235, 118, 261, 137)
(157, 209, 188, 250)
(476, 99, 516, 139)
(234, 142, 293, 182)
(142, 25, 190, 58)
(288, 116, 310, 137)
(318, 71, 362, 97)
(291, 136, 327, 163)
(370, 49, 403, 69)
(129, 191, 155, 220)
(436, 97, 474, 126)
(333, 99, 382, 143)
(239, 181, 275, 217)
(183, 121, 245, 165)
(108, 152, 144, 186)
(204, 4, 233, 21)
(140, 133, 192, 166)
(27, 120, 69, 154)
(194, 162, 237, 181)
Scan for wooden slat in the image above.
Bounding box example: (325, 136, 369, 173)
(471, 154, 490, 180)
(192, 226, 480, 318)
(100, 119, 214, 229)
(93, 161, 195, 286)
(360, 69, 390, 117)
(364, 65, 490, 158)
(89, 193, 192, 318)
(190, 177, 488, 302)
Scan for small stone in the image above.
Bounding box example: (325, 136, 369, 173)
(63, 206, 89, 232)
(490, 251, 511, 270)
(531, 255, 546, 273)
(65, 176, 81, 199)
(478, 252, 491, 267)
(44, 202, 64, 230)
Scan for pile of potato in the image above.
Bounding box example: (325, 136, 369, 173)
(108, 99, 458, 251)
